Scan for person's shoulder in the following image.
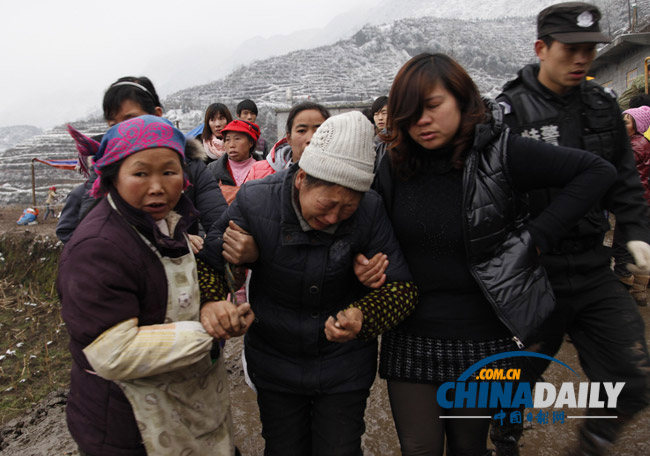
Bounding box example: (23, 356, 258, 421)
(583, 79, 617, 104)
(238, 168, 285, 200)
(357, 189, 384, 217)
(248, 160, 274, 179)
(67, 200, 131, 246)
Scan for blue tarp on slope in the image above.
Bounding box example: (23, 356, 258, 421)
(185, 124, 203, 139)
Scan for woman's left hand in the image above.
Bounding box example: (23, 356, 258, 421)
(324, 308, 363, 343)
(188, 234, 205, 254)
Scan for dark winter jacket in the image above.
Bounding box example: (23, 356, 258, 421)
(204, 165, 413, 394)
(58, 192, 202, 455)
(56, 183, 85, 243)
(207, 153, 237, 186)
(207, 152, 260, 186)
(374, 99, 616, 345)
(498, 64, 650, 262)
(77, 139, 227, 236)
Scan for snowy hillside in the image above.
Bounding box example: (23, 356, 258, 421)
(2, 0, 646, 205)
(0, 125, 43, 154)
(164, 15, 539, 138)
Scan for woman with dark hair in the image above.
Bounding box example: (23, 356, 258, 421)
(71, 77, 227, 252)
(363, 53, 617, 455)
(201, 103, 233, 163)
(246, 101, 330, 182)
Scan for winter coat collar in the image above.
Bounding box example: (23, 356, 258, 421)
(267, 137, 293, 173)
(108, 187, 199, 257)
(505, 63, 582, 106)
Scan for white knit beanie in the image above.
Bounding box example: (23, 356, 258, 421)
(298, 110, 376, 192)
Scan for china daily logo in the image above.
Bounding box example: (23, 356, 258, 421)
(437, 352, 624, 425)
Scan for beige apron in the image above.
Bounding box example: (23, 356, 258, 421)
(116, 226, 234, 456)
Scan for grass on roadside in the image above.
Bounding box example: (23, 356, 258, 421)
(0, 233, 71, 426)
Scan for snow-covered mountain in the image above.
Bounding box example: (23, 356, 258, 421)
(1, 0, 646, 205)
(0, 125, 43, 154)
(165, 15, 539, 138)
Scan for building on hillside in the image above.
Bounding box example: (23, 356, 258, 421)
(589, 22, 650, 97)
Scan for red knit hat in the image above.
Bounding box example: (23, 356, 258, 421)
(220, 120, 260, 143)
(49, 186, 56, 191)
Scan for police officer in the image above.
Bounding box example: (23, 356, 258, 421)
(495, 3, 650, 455)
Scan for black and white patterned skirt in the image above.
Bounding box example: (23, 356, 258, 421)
(379, 329, 519, 384)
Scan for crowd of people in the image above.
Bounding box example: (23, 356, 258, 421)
(54, 2, 650, 456)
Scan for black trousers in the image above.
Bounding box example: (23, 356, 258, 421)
(256, 387, 369, 456)
(492, 250, 650, 453)
(531, 252, 650, 415)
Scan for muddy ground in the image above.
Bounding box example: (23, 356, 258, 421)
(0, 205, 649, 455)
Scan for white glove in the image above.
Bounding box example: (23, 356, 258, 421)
(626, 241, 650, 275)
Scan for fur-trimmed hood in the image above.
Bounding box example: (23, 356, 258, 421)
(185, 138, 208, 162)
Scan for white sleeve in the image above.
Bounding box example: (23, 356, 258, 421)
(83, 318, 213, 380)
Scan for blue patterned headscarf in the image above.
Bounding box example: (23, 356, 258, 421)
(90, 115, 186, 197)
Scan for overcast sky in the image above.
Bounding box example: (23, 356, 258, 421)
(0, 0, 373, 129)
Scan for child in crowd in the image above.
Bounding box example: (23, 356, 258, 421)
(237, 99, 268, 159)
(43, 186, 57, 220)
(623, 105, 650, 203)
(58, 115, 252, 456)
(614, 106, 650, 304)
(201, 103, 233, 163)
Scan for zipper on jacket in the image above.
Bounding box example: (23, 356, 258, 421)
(461, 147, 526, 347)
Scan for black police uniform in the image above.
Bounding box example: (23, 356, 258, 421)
(495, 63, 650, 453)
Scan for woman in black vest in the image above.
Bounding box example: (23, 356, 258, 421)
(365, 53, 617, 456)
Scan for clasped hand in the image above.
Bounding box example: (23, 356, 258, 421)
(324, 308, 363, 343)
(200, 300, 255, 340)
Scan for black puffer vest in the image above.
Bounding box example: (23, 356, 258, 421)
(376, 99, 555, 346)
(463, 100, 555, 346)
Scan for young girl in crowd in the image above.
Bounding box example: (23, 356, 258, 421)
(205, 111, 417, 456)
(613, 106, 650, 304)
(364, 53, 616, 456)
(207, 119, 260, 204)
(623, 106, 650, 203)
(201, 103, 233, 163)
(69, 76, 227, 252)
(58, 115, 252, 456)
(246, 101, 330, 182)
